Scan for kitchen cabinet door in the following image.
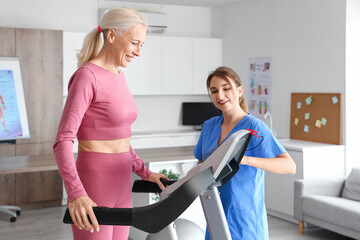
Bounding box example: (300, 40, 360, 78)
(162, 37, 193, 94)
(192, 38, 222, 94)
(129, 36, 162, 94)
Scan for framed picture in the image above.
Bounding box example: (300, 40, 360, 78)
(0, 57, 30, 141)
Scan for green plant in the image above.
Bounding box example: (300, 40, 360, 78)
(159, 169, 180, 180)
(151, 169, 180, 202)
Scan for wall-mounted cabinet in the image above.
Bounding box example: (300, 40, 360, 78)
(192, 38, 223, 94)
(63, 32, 222, 96)
(126, 36, 163, 95)
(162, 37, 193, 94)
(125, 36, 222, 95)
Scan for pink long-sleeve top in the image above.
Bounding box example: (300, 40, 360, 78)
(53, 62, 151, 202)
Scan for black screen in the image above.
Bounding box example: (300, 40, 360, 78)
(182, 102, 222, 126)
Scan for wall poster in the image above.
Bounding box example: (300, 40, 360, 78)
(248, 57, 272, 119)
(0, 57, 30, 141)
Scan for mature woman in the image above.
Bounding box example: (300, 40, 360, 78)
(194, 66, 296, 239)
(53, 7, 167, 240)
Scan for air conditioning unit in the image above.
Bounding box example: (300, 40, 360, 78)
(138, 11, 168, 34)
(98, 9, 167, 34)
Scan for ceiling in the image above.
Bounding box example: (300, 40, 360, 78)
(106, 0, 246, 8)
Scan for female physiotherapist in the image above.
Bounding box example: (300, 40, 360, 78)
(194, 66, 296, 240)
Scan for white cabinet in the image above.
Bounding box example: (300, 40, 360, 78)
(265, 139, 345, 223)
(128, 36, 163, 95)
(162, 37, 193, 94)
(63, 32, 222, 96)
(192, 38, 223, 94)
(126, 36, 222, 95)
(131, 131, 200, 149)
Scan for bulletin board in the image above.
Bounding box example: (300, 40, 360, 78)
(290, 93, 341, 145)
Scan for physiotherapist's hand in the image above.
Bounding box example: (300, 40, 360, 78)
(146, 172, 170, 191)
(240, 156, 249, 165)
(68, 196, 99, 233)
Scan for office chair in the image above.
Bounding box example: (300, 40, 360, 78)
(0, 205, 21, 222)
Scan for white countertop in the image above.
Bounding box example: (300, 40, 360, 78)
(278, 139, 344, 152)
(132, 130, 200, 138)
(135, 146, 196, 163)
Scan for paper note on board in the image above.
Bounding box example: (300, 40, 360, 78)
(305, 113, 310, 120)
(297, 102, 302, 109)
(305, 96, 312, 105)
(315, 120, 322, 128)
(294, 118, 299, 126)
(304, 125, 309, 133)
(332, 96, 338, 104)
(321, 117, 327, 126)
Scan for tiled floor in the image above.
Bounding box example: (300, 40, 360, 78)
(267, 215, 353, 240)
(0, 206, 355, 240)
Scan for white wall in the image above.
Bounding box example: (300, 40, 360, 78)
(0, 0, 212, 132)
(212, 0, 346, 140)
(346, 0, 360, 171)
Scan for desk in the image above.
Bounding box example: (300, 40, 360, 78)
(0, 155, 63, 209)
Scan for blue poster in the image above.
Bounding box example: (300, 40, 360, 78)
(0, 70, 23, 138)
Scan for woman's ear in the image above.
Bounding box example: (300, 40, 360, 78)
(106, 28, 117, 43)
(238, 85, 244, 97)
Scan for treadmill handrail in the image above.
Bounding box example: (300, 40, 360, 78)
(161, 130, 251, 199)
(63, 167, 215, 233)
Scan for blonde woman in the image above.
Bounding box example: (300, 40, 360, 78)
(194, 66, 296, 240)
(53, 7, 168, 240)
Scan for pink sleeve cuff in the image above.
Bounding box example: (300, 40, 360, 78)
(130, 146, 151, 180)
(67, 190, 88, 203)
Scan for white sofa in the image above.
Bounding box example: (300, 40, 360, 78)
(294, 168, 360, 239)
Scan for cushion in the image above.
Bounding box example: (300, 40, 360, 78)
(302, 195, 360, 232)
(342, 168, 360, 201)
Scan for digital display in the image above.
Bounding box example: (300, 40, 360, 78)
(182, 102, 222, 126)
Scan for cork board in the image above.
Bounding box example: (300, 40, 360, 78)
(290, 93, 341, 145)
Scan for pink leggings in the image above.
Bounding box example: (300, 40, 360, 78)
(71, 151, 133, 240)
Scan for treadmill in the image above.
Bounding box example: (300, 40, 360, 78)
(63, 129, 253, 240)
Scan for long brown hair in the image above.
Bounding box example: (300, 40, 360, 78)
(207, 66, 248, 113)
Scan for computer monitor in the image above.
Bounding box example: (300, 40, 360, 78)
(182, 102, 222, 127)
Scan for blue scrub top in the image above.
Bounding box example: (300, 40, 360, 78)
(194, 114, 286, 240)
